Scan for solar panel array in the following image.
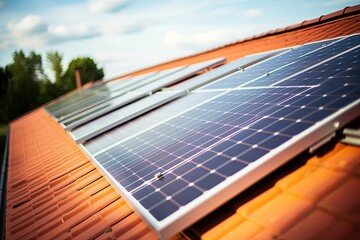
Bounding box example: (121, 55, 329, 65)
(46, 34, 360, 239)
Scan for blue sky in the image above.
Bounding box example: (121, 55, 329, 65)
(0, 0, 358, 79)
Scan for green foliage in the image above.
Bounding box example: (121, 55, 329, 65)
(6, 50, 44, 120)
(62, 57, 104, 93)
(0, 50, 104, 122)
(0, 125, 7, 167)
(47, 51, 63, 85)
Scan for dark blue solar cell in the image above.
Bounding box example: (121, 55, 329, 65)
(269, 106, 298, 118)
(249, 118, 277, 130)
(119, 174, 139, 188)
(304, 109, 336, 122)
(326, 96, 358, 109)
(173, 144, 197, 157)
(307, 96, 338, 108)
(172, 186, 203, 206)
(239, 147, 268, 163)
(153, 173, 177, 188)
(161, 179, 188, 195)
(183, 167, 209, 182)
(263, 119, 294, 133)
(150, 200, 179, 221)
(191, 151, 216, 164)
(140, 191, 165, 209)
(282, 122, 313, 136)
(195, 173, 225, 191)
(126, 180, 143, 191)
(222, 143, 250, 157)
(137, 164, 158, 178)
(229, 129, 257, 142)
(156, 155, 177, 167)
(243, 132, 272, 145)
(260, 134, 291, 149)
(133, 184, 156, 200)
(172, 162, 197, 176)
(217, 160, 247, 177)
(285, 108, 315, 120)
(114, 170, 133, 181)
(203, 155, 229, 169)
(212, 141, 236, 153)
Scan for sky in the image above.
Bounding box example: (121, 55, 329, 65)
(0, 0, 358, 80)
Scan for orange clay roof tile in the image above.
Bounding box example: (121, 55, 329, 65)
(6, 109, 158, 239)
(6, 5, 360, 240)
(194, 142, 360, 240)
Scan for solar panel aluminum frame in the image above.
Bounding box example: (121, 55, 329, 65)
(80, 96, 360, 239)
(62, 58, 227, 130)
(70, 91, 186, 143)
(61, 91, 149, 130)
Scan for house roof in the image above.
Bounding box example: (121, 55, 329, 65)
(5, 5, 360, 240)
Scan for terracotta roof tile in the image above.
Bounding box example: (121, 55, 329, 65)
(6, 109, 158, 239)
(5, 5, 360, 240)
(193, 142, 360, 240)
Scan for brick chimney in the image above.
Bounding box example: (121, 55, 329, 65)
(74, 66, 82, 90)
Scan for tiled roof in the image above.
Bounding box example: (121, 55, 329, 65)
(5, 5, 360, 240)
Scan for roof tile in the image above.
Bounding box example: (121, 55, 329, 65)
(247, 193, 313, 234)
(281, 209, 337, 240)
(318, 177, 360, 224)
(219, 220, 262, 240)
(201, 214, 244, 240)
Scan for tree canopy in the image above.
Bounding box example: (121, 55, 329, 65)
(0, 50, 104, 122)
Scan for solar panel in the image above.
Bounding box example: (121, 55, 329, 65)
(45, 77, 128, 114)
(201, 37, 342, 90)
(71, 91, 185, 143)
(52, 69, 182, 121)
(72, 52, 286, 144)
(81, 34, 360, 239)
(61, 58, 226, 130)
(82, 91, 220, 155)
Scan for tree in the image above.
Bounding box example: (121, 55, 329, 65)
(0, 50, 104, 122)
(62, 57, 104, 92)
(0, 66, 11, 122)
(47, 51, 63, 86)
(6, 50, 44, 120)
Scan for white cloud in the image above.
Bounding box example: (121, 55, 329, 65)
(7, 15, 47, 36)
(1, 15, 101, 48)
(101, 21, 145, 34)
(243, 9, 262, 18)
(48, 23, 100, 41)
(163, 27, 261, 50)
(89, 0, 131, 13)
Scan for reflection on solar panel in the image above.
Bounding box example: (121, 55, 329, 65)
(61, 58, 226, 129)
(201, 38, 339, 90)
(79, 34, 360, 239)
(71, 50, 286, 143)
(51, 69, 182, 121)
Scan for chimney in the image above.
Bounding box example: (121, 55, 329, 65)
(74, 66, 82, 90)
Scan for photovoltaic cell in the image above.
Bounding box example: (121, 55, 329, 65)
(61, 58, 226, 129)
(82, 91, 220, 154)
(53, 69, 181, 121)
(71, 91, 185, 143)
(46, 77, 132, 116)
(202, 38, 340, 90)
(73, 52, 286, 143)
(81, 34, 360, 239)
